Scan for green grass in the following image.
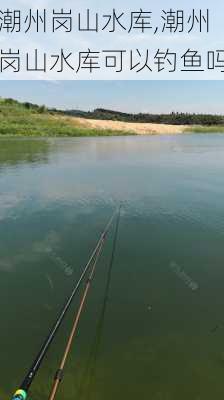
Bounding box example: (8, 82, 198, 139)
(185, 125, 224, 133)
(0, 99, 133, 137)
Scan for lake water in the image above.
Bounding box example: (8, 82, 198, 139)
(1, 135, 224, 400)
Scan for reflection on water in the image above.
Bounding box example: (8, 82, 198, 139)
(1, 135, 224, 399)
(0, 138, 50, 167)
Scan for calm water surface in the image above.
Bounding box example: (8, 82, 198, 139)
(1, 135, 224, 399)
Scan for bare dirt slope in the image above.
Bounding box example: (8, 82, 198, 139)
(74, 117, 187, 135)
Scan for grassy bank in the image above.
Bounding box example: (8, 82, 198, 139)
(0, 98, 132, 137)
(1, 98, 224, 136)
(185, 125, 224, 133)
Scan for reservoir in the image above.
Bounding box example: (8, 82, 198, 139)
(1, 135, 224, 399)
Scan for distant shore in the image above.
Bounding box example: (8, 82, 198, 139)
(50, 115, 224, 135)
(1, 98, 224, 136)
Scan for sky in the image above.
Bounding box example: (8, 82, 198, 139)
(1, 0, 224, 113)
(0, 80, 224, 114)
(1, 0, 224, 79)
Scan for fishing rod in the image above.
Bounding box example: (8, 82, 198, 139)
(48, 235, 105, 400)
(48, 206, 121, 400)
(12, 208, 118, 400)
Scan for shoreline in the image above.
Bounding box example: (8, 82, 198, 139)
(40, 115, 224, 136)
(1, 112, 224, 137)
(1, 98, 224, 136)
(72, 116, 186, 135)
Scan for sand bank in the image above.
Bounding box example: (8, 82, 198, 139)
(74, 117, 187, 135)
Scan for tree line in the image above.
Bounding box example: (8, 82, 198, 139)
(63, 108, 224, 126)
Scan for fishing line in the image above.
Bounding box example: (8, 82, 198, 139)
(77, 205, 121, 398)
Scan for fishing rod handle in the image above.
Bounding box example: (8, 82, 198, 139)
(11, 389, 27, 400)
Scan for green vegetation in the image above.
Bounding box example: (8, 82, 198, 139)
(1, 97, 224, 136)
(0, 98, 132, 137)
(185, 125, 224, 133)
(64, 108, 224, 126)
